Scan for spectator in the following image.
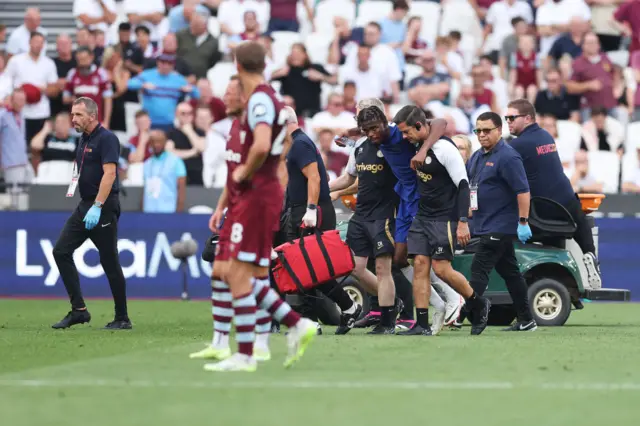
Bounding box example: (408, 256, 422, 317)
(611, 64, 634, 126)
(456, 80, 486, 120)
(434, 36, 464, 81)
(0, 89, 33, 207)
(407, 49, 451, 108)
(101, 48, 131, 133)
(631, 51, 640, 122)
(143, 130, 187, 213)
(471, 64, 499, 111)
(468, 0, 499, 23)
(63, 47, 113, 127)
(75, 27, 101, 67)
(621, 142, 640, 193)
(135, 26, 156, 60)
(613, 0, 640, 59)
(190, 78, 227, 123)
(499, 17, 528, 79)
(591, 0, 623, 52)
(272, 43, 336, 117)
(536, 0, 591, 56)
(256, 33, 277, 81)
(114, 23, 145, 76)
(538, 114, 579, 171)
(338, 44, 387, 103)
(166, 102, 206, 186)
(50, 35, 77, 117)
(0, 24, 6, 48)
(128, 53, 200, 131)
(145, 33, 194, 82)
(73, 0, 117, 33)
(168, 0, 210, 34)
(403, 17, 428, 64)
(2, 32, 58, 146)
(379, 0, 409, 88)
(328, 17, 364, 66)
(176, 12, 221, 80)
(5, 7, 46, 57)
(92, 29, 106, 66)
(345, 22, 401, 103)
(482, 0, 533, 62)
(580, 106, 624, 154)
(31, 112, 79, 167)
(452, 134, 473, 163)
(508, 34, 540, 103)
(128, 110, 153, 163)
(570, 150, 604, 193)
(317, 128, 348, 178)
(534, 68, 581, 122)
(124, 0, 168, 44)
(227, 11, 261, 51)
(267, 0, 313, 33)
(566, 33, 616, 118)
(343, 81, 357, 114)
(546, 17, 588, 69)
(311, 93, 357, 136)
(282, 95, 306, 128)
(194, 106, 213, 135)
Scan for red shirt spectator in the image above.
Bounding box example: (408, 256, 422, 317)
(614, 0, 640, 61)
(569, 34, 616, 110)
(64, 65, 112, 122)
(189, 78, 227, 123)
(474, 88, 495, 107)
(128, 110, 152, 163)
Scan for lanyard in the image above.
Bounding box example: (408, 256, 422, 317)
(72, 140, 89, 177)
(149, 154, 172, 179)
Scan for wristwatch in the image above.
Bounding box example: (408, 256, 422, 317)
(94, 201, 104, 208)
(519, 217, 528, 224)
(459, 217, 468, 223)
(307, 204, 317, 210)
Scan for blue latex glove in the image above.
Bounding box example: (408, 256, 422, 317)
(83, 205, 102, 230)
(517, 223, 532, 244)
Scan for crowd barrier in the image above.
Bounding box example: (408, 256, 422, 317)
(0, 211, 638, 301)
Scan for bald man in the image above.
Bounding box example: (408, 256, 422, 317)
(142, 130, 187, 213)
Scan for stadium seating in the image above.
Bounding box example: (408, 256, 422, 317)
(34, 161, 74, 185)
(207, 62, 237, 98)
(588, 150, 621, 194)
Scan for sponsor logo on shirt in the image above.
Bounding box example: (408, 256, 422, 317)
(356, 163, 385, 173)
(536, 143, 557, 156)
(416, 170, 432, 182)
(224, 149, 242, 163)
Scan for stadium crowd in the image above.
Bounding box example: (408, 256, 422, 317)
(2, 0, 640, 210)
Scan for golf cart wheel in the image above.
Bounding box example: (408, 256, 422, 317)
(528, 278, 571, 326)
(342, 282, 371, 314)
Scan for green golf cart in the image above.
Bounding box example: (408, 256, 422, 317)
(334, 194, 631, 326)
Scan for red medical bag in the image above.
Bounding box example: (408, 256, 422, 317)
(272, 229, 355, 294)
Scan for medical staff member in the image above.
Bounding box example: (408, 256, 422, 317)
(142, 130, 187, 213)
(285, 108, 361, 335)
(467, 112, 536, 335)
(505, 99, 601, 286)
(51, 97, 131, 330)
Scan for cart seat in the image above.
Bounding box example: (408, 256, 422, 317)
(529, 197, 577, 242)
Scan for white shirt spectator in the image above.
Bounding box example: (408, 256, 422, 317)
(124, 0, 168, 42)
(311, 111, 356, 134)
(73, 0, 117, 33)
(436, 52, 465, 77)
(5, 24, 48, 57)
(339, 66, 388, 102)
(485, 0, 533, 52)
(217, 0, 265, 35)
(344, 44, 401, 95)
(536, 0, 591, 55)
(3, 53, 58, 119)
(203, 122, 229, 188)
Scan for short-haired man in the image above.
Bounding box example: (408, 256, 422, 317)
(51, 97, 130, 330)
(506, 98, 601, 291)
(142, 130, 187, 213)
(394, 105, 490, 335)
(203, 44, 316, 372)
(467, 112, 535, 334)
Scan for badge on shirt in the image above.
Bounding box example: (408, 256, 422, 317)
(470, 184, 478, 211)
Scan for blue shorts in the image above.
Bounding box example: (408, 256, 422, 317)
(395, 197, 418, 244)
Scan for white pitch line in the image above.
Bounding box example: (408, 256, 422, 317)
(1, 379, 640, 391)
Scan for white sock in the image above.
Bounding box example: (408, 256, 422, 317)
(401, 265, 414, 283)
(212, 331, 229, 349)
(430, 270, 460, 304)
(255, 333, 270, 350)
(430, 286, 446, 311)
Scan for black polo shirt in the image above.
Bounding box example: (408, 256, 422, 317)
(508, 124, 576, 206)
(76, 124, 120, 200)
(534, 87, 580, 120)
(467, 140, 529, 236)
(286, 128, 331, 205)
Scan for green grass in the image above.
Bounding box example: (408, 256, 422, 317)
(1, 300, 640, 426)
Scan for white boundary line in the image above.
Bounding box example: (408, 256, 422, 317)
(1, 379, 640, 391)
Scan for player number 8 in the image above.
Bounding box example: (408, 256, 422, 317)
(231, 223, 244, 243)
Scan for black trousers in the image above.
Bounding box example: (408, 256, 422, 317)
(53, 198, 128, 318)
(566, 196, 596, 255)
(469, 234, 532, 322)
(287, 200, 355, 319)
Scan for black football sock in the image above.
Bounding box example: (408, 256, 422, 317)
(380, 306, 394, 327)
(416, 308, 429, 329)
(370, 296, 380, 312)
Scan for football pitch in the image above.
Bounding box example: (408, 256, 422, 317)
(1, 299, 639, 426)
